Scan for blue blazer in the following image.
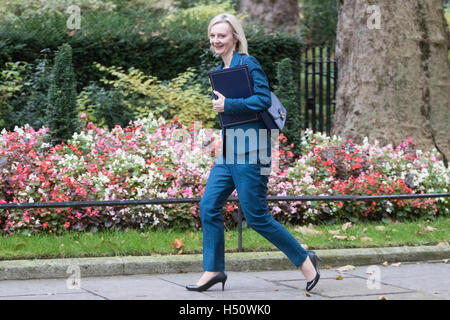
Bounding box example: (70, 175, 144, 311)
(213, 51, 272, 164)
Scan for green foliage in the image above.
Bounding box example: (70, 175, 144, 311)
(0, 0, 116, 21)
(161, 1, 236, 39)
(0, 13, 68, 65)
(6, 53, 53, 130)
(174, 0, 239, 10)
(0, 2, 303, 91)
(0, 1, 303, 131)
(46, 43, 79, 144)
(95, 63, 217, 128)
(77, 83, 135, 129)
(0, 61, 27, 127)
(247, 35, 302, 91)
(273, 58, 303, 157)
(298, 0, 337, 45)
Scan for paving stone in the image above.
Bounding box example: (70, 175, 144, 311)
(0, 292, 104, 300)
(80, 274, 211, 300)
(0, 278, 80, 297)
(277, 277, 410, 298)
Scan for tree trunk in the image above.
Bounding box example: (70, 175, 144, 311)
(332, 0, 450, 164)
(239, 0, 299, 33)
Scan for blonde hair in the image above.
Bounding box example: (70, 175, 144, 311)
(208, 13, 248, 55)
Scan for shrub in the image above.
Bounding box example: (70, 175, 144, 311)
(46, 43, 79, 144)
(0, 61, 27, 127)
(0, 115, 222, 234)
(0, 0, 116, 20)
(77, 83, 135, 129)
(95, 63, 217, 128)
(0, 4, 303, 91)
(273, 58, 303, 157)
(0, 114, 298, 235)
(298, 0, 338, 45)
(160, 1, 236, 39)
(6, 54, 53, 130)
(1, 119, 448, 236)
(284, 130, 449, 223)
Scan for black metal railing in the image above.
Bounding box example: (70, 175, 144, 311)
(1, 193, 449, 252)
(300, 45, 337, 135)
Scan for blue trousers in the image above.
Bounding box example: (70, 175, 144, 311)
(200, 160, 308, 272)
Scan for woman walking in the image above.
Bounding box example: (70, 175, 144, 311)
(186, 13, 320, 293)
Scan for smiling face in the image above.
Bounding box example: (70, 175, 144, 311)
(209, 22, 237, 58)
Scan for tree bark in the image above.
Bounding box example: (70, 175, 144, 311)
(332, 0, 450, 164)
(239, 0, 299, 33)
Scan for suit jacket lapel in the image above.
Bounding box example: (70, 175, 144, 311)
(218, 51, 241, 70)
(229, 51, 241, 68)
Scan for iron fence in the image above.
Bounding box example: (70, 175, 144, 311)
(1, 193, 449, 252)
(300, 45, 337, 135)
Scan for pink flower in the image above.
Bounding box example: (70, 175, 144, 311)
(167, 187, 177, 196)
(80, 113, 87, 119)
(64, 222, 70, 228)
(183, 187, 193, 197)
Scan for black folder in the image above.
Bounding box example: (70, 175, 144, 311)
(208, 65, 260, 127)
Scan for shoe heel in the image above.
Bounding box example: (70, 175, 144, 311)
(222, 279, 226, 291)
(309, 250, 321, 264)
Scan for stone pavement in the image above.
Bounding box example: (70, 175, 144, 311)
(0, 261, 448, 300)
(0, 245, 448, 300)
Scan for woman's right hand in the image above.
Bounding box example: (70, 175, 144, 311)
(212, 90, 225, 113)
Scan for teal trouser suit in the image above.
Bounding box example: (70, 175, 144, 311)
(200, 51, 308, 272)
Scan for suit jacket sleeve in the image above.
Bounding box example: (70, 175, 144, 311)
(223, 56, 271, 115)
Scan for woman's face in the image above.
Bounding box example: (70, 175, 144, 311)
(209, 22, 237, 58)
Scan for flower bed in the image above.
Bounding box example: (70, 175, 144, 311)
(281, 131, 449, 223)
(0, 115, 448, 235)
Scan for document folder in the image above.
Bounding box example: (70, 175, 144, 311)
(208, 65, 260, 127)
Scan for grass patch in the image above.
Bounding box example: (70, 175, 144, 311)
(0, 217, 449, 261)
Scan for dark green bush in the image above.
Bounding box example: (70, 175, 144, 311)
(274, 58, 303, 157)
(0, 61, 27, 128)
(0, 10, 303, 91)
(46, 43, 79, 145)
(298, 0, 337, 45)
(247, 34, 302, 90)
(0, 4, 303, 130)
(77, 82, 136, 129)
(6, 54, 52, 130)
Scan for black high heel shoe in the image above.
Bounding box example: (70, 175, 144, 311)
(186, 272, 227, 292)
(306, 250, 321, 292)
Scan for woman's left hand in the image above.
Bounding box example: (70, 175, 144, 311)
(212, 90, 225, 113)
